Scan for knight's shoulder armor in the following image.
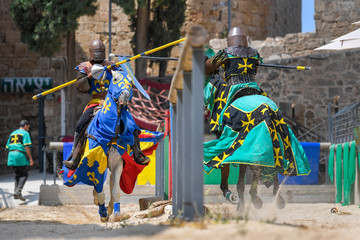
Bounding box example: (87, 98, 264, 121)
(224, 46, 259, 58)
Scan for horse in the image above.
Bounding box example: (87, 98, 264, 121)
(61, 63, 162, 222)
(203, 73, 310, 212)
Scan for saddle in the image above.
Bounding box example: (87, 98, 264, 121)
(229, 87, 264, 105)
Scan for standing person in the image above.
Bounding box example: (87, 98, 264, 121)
(63, 39, 149, 170)
(6, 120, 34, 201)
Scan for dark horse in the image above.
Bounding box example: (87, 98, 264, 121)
(203, 75, 310, 212)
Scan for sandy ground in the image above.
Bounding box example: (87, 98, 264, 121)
(1, 201, 360, 240)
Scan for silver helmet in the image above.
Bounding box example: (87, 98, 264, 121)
(227, 27, 248, 47)
(89, 39, 106, 62)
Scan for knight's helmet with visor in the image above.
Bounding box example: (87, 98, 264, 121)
(89, 39, 106, 62)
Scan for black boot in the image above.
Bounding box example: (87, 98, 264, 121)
(14, 176, 27, 201)
(132, 130, 150, 165)
(63, 132, 80, 170)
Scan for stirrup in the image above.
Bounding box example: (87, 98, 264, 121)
(134, 152, 150, 165)
(63, 159, 76, 170)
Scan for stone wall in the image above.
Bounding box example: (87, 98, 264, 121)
(184, 0, 301, 40)
(315, 0, 360, 38)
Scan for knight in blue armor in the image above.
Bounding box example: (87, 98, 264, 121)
(64, 39, 149, 170)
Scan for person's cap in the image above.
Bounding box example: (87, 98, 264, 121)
(20, 120, 30, 127)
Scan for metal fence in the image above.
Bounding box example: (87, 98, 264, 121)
(330, 102, 360, 144)
(296, 102, 360, 145)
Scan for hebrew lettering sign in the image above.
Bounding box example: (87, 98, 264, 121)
(1, 78, 52, 93)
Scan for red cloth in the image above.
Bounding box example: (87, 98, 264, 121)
(119, 144, 158, 194)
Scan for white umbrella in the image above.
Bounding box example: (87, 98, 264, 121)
(315, 23, 360, 51)
(314, 38, 360, 50)
(330, 28, 360, 42)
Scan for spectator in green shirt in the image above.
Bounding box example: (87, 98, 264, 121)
(6, 120, 34, 201)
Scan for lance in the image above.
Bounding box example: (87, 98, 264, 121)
(109, 53, 178, 61)
(258, 63, 311, 70)
(110, 54, 311, 71)
(32, 38, 186, 100)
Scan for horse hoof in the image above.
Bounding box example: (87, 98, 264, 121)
(276, 196, 286, 209)
(107, 207, 114, 217)
(100, 216, 110, 223)
(236, 199, 245, 213)
(98, 203, 108, 222)
(236, 204, 245, 213)
(225, 190, 238, 204)
(252, 196, 263, 209)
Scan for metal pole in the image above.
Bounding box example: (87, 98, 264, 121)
(155, 139, 164, 197)
(109, 0, 112, 61)
(53, 150, 57, 185)
(228, 0, 231, 30)
(174, 91, 183, 218)
(43, 146, 47, 185)
(38, 97, 44, 173)
(190, 47, 204, 219)
(170, 103, 177, 216)
(182, 72, 193, 220)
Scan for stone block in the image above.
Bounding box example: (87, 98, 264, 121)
(5, 31, 20, 43)
(20, 58, 39, 70)
(328, 87, 343, 98)
(0, 105, 9, 116)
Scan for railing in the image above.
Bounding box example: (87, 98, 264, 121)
(168, 24, 207, 221)
(331, 102, 360, 144)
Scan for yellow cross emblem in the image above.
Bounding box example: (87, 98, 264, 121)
(238, 58, 253, 74)
(11, 135, 19, 143)
(273, 147, 283, 167)
(275, 118, 286, 127)
(210, 113, 220, 131)
(241, 113, 255, 133)
(215, 91, 227, 109)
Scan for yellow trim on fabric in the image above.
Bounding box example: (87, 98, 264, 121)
(137, 151, 156, 185)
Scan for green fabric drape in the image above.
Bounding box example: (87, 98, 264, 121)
(330, 141, 357, 206)
(342, 142, 350, 205)
(342, 141, 357, 206)
(328, 144, 335, 183)
(335, 143, 343, 203)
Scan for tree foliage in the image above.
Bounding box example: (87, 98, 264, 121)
(10, 0, 98, 56)
(148, 0, 186, 57)
(113, 0, 186, 76)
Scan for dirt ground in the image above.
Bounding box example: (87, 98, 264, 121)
(0, 202, 359, 240)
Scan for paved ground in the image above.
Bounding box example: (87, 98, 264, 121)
(0, 169, 56, 208)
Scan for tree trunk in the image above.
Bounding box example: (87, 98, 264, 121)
(65, 31, 78, 136)
(159, 60, 168, 78)
(134, 0, 150, 79)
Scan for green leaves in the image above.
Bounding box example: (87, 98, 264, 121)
(10, 0, 98, 57)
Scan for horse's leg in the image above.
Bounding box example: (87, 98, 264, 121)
(236, 164, 247, 212)
(95, 188, 109, 222)
(221, 164, 238, 204)
(273, 175, 286, 209)
(107, 147, 124, 218)
(249, 165, 263, 209)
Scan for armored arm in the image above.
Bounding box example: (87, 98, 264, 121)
(75, 72, 91, 93)
(205, 50, 227, 75)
